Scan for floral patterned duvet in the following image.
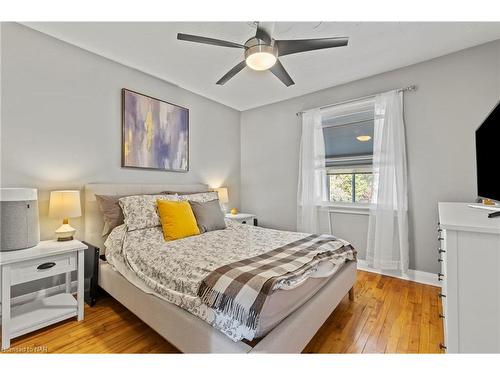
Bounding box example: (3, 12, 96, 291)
(105, 220, 353, 341)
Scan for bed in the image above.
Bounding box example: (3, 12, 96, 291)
(84, 183, 357, 353)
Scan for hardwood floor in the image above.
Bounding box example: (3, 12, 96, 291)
(303, 271, 444, 353)
(2, 270, 444, 354)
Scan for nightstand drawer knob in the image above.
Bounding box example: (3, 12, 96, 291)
(37, 262, 56, 270)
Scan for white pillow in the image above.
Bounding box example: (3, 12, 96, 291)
(119, 194, 179, 231)
(178, 191, 219, 203)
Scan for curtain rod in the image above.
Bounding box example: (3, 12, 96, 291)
(296, 85, 417, 116)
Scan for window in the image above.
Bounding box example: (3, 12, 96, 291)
(328, 171, 373, 203)
(322, 98, 374, 204)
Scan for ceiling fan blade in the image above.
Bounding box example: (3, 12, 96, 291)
(269, 60, 295, 87)
(255, 24, 272, 44)
(177, 33, 244, 49)
(275, 37, 348, 57)
(216, 61, 247, 85)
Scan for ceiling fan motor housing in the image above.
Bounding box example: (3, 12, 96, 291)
(245, 35, 277, 52)
(245, 44, 277, 59)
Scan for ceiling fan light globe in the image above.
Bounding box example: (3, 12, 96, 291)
(246, 52, 277, 71)
(245, 45, 277, 71)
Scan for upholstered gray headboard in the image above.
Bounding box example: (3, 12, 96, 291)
(84, 183, 209, 252)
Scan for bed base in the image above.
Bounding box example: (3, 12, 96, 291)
(98, 260, 356, 353)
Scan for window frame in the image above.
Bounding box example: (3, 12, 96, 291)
(320, 97, 375, 210)
(326, 166, 373, 207)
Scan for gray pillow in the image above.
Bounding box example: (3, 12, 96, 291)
(189, 199, 227, 233)
(95, 194, 126, 236)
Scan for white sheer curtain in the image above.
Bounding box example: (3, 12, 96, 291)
(366, 90, 409, 272)
(297, 109, 330, 234)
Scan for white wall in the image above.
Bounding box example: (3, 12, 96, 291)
(241, 40, 500, 273)
(330, 211, 369, 259)
(1, 23, 241, 242)
(2, 21, 499, 278)
(0, 23, 241, 296)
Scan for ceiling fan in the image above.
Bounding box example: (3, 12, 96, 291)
(177, 23, 348, 87)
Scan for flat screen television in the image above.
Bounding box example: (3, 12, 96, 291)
(476, 101, 500, 202)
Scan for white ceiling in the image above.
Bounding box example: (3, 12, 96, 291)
(23, 22, 500, 111)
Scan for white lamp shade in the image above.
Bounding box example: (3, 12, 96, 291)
(49, 190, 82, 219)
(214, 187, 229, 204)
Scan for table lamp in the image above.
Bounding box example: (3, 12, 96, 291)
(214, 187, 229, 213)
(49, 190, 82, 241)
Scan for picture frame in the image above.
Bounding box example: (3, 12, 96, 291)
(121, 88, 189, 172)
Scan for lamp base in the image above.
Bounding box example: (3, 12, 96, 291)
(57, 236, 74, 242)
(55, 223, 76, 242)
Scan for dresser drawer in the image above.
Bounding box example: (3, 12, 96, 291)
(10, 253, 77, 285)
(437, 225, 446, 279)
(437, 224, 448, 351)
(439, 247, 447, 278)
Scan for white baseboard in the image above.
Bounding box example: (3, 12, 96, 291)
(357, 259, 441, 287)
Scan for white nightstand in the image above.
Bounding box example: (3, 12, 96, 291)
(0, 240, 88, 350)
(225, 213, 258, 226)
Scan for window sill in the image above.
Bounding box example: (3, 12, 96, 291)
(318, 203, 370, 215)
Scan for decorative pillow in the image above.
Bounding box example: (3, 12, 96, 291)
(96, 194, 126, 236)
(162, 190, 211, 196)
(96, 192, 167, 236)
(178, 191, 219, 203)
(157, 200, 200, 241)
(119, 194, 179, 231)
(189, 199, 227, 233)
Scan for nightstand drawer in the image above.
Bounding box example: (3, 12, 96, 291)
(225, 213, 257, 226)
(10, 253, 77, 285)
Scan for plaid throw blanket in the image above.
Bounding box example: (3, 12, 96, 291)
(198, 234, 356, 332)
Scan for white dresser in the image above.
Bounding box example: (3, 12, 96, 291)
(438, 202, 500, 353)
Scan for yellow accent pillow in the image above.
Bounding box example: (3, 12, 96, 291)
(157, 200, 200, 241)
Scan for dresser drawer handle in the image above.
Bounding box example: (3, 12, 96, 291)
(437, 228, 442, 233)
(439, 314, 445, 319)
(438, 293, 446, 298)
(437, 236, 444, 241)
(439, 343, 447, 350)
(438, 273, 444, 281)
(438, 249, 446, 254)
(438, 258, 443, 262)
(37, 262, 56, 270)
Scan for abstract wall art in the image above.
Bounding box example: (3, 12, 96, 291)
(122, 89, 189, 171)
